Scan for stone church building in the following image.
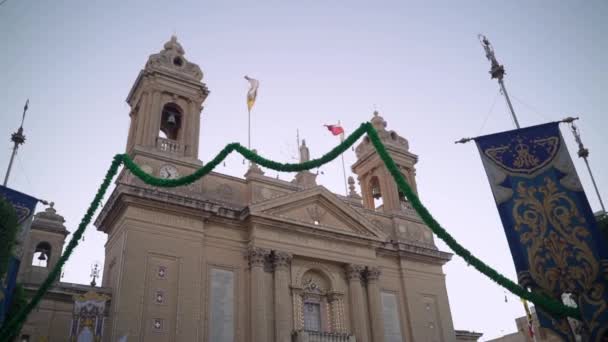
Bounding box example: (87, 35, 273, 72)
(15, 37, 482, 342)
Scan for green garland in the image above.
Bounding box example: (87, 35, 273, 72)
(0, 196, 19, 281)
(0, 155, 123, 341)
(1, 284, 27, 341)
(0, 122, 580, 340)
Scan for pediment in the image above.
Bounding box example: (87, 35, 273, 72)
(249, 186, 387, 240)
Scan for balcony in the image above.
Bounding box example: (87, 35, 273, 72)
(156, 137, 182, 155)
(292, 330, 356, 342)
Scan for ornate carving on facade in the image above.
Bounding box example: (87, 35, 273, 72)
(306, 205, 327, 225)
(294, 262, 339, 292)
(272, 251, 292, 270)
(327, 292, 346, 333)
(247, 247, 270, 267)
(145, 35, 203, 81)
(157, 265, 167, 279)
(355, 110, 410, 159)
(344, 264, 365, 281)
(366, 266, 382, 282)
(293, 289, 305, 330)
(154, 290, 165, 304)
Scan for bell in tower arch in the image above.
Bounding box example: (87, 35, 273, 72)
(160, 103, 182, 140)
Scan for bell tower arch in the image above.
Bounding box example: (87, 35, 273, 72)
(351, 111, 419, 213)
(125, 36, 209, 162)
(18, 204, 68, 285)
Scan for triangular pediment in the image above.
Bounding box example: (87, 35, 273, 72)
(249, 186, 387, 240)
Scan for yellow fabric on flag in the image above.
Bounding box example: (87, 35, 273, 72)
(245, 75, 259, 112)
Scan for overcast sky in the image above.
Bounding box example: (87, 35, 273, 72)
(1, 0, 607, 340)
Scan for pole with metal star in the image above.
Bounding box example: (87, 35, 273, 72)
(3, 99, 29, 186)
(562, 117, 605, 213)
(479, 35, 520, 129)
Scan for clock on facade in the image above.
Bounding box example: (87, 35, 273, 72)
(159, 164, 179, 179)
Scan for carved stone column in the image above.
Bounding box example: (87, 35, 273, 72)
(366, 267, 385, 342)
(249, 247, 270, 342)
(273, 251, 293, 342)
(345, 264, 368, 342)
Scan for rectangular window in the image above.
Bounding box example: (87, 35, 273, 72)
(303, 302, 321, 332)
(208, 268, 235, 342)
(381, 292, 404, 342)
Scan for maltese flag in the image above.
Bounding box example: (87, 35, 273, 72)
(324, 124, 344, 136)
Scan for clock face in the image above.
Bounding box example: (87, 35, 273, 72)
(159, 164, 179, 179)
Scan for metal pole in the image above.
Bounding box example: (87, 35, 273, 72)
(3, 138, 19, 186)
(479, 35, 521, 129)
(3, 100, 28, 187)
(248, 109, 251, 150)
(338, 120, 348, 195)
(498, 79, 520, 129)
(565, 118, 606, 213)
(583, 157, 605, 212)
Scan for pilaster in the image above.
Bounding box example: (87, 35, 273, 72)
(273, 251, 293, 342)
(366, 267, 385, 342)
(248, 247, 270, 342)
(345, 264, 368, 342)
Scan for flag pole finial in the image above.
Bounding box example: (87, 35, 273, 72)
(478, 34, 520, 129)
(3, 99, 29, 186)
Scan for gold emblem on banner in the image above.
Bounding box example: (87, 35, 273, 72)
(513, 177, 606, 331)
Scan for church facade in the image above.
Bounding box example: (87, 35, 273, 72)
(16, 37, 480, 342)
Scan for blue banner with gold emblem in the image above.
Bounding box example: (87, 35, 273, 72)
(475, 122, 608, 341)
(0, 185, 38, 325)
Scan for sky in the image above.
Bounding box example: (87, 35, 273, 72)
(1, 0, 607, 340)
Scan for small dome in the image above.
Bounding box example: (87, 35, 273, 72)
(32, 204, 68, 235)
(371, 110, 387, 131)
(355, 110, 409, 159)
(163, 35, 185, 55)
(144, 35, 203, 81)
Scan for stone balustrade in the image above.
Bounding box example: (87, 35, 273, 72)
(156, 137, 182, 154)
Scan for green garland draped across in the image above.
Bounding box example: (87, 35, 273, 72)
(0, 122, 580, 340)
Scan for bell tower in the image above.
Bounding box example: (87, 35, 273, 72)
(18, 204, 68, 285)
(125, 36, 209, 164)
(351, 111, 419, 213)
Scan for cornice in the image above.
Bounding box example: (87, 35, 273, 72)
(377, 242, 452, 265)
(95, 182, 245, 232)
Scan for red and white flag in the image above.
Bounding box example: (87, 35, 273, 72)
(324, 124, 344, 136)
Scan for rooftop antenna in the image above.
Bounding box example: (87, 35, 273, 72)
(478, 35, 520, 129)
(3, 99, 29, 186)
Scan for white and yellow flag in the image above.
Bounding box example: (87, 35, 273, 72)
(244, 75, 259, 112)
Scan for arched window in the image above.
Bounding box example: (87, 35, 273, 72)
(369, 176, 383, 211)
(160, 103, 182, 140)
(32, 241, 51, 267)
(300, 270, 330, 332)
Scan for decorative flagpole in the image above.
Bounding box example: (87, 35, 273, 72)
(338, 120, 348, 195)
(248, 108, 251, 150)
(562, 117, 606, 213)
(479, 35, 521, 129)
(3, 99, 29, 187)
(245, 76, 259, 150)
(522, 299, 539, 342)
